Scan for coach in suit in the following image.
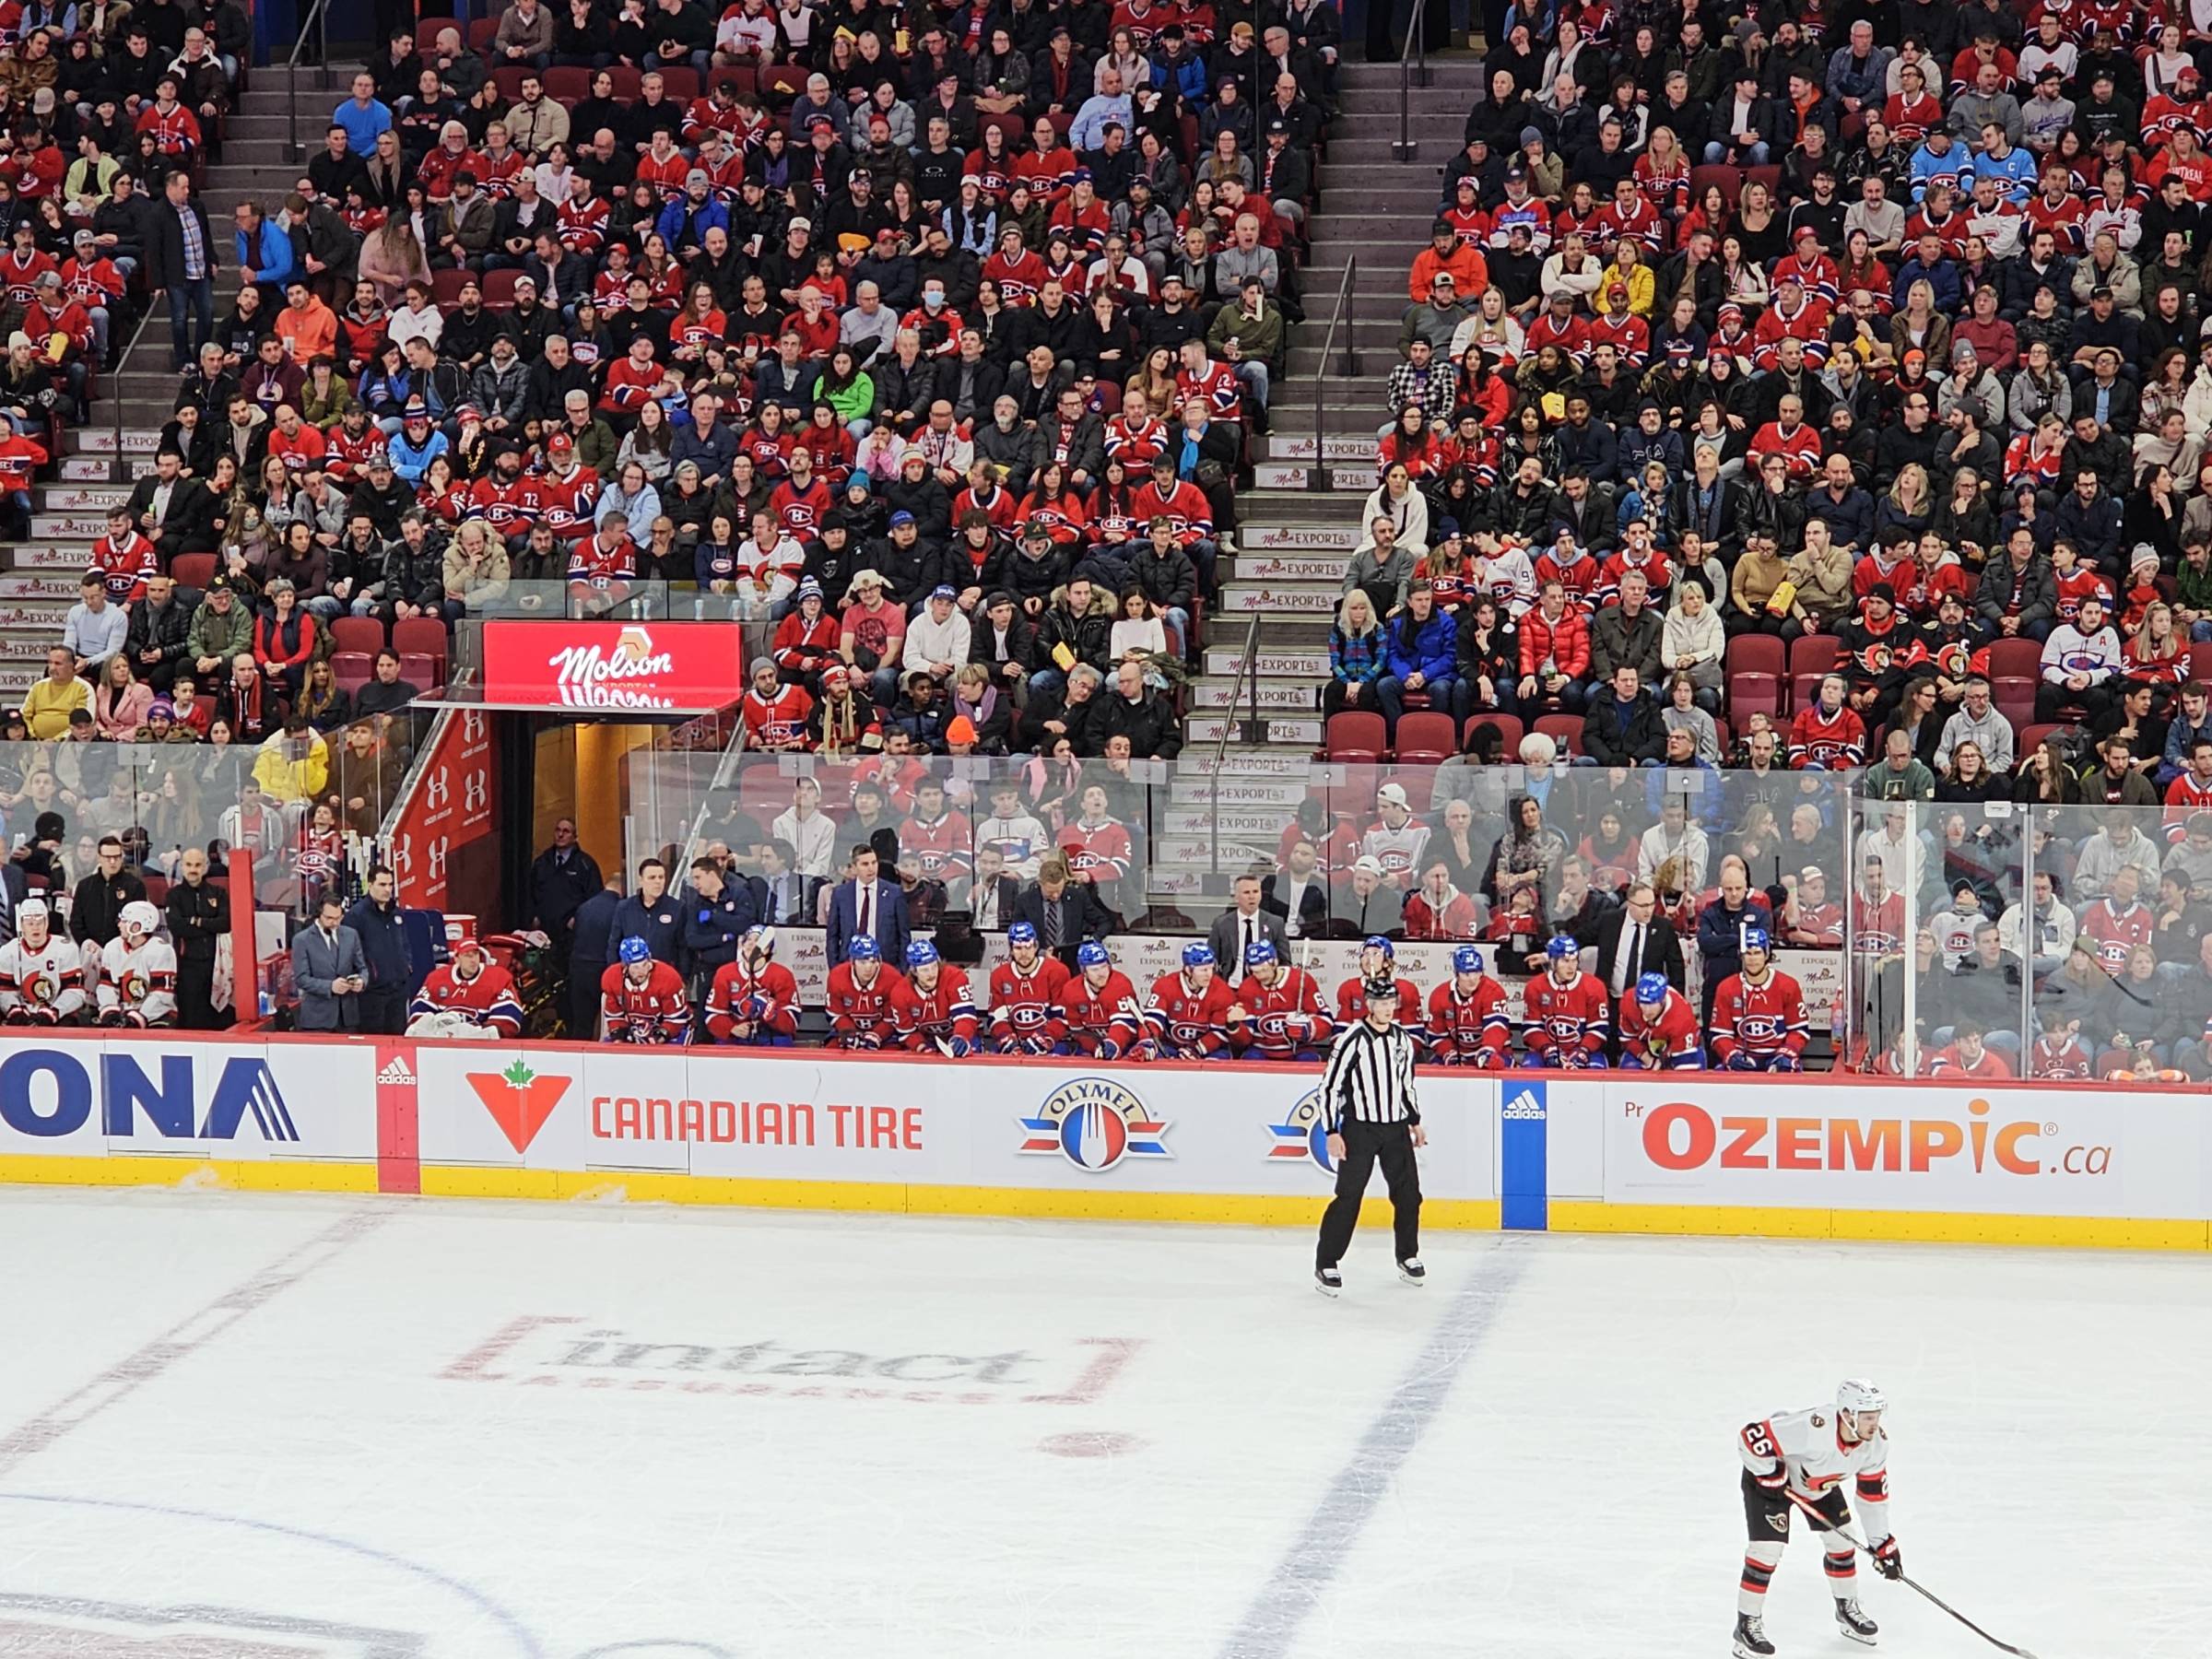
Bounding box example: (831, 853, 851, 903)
(292, 895, 368, 1031)
(1008, 854, 1113, 970)
(826, 842, 910, 966)
(1206, 873, 1290, 980)
(1591, 880, 1686, 997)
(755, 841, 822, 928)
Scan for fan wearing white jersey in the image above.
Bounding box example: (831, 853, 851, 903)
(0, 899, 90, 1024)
(1734, 1379, 1900, 1658)
(97, 901, 178, 1027)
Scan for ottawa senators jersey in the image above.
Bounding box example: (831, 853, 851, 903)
(988, 955, 1071, 1050)
(826, 961, 908, 1046)
(600, 960, 689, 1042)
(0, 935, 89, 1021)
(704, 959, 800, 1042)
(1616, 982, 1702, 1068)
(1710, 969, 1808, 1064)
(408, 959, 524, 1036)
(895, 965, 980, 1053)
(1144, 970, 1236, 1058)
(1057, 970, 1144, 1057)
(1521, 967, 1610, 1061)
(1335, 974, 1421, 1027)
(1424, 977, 1511, 1065)
(1739, 1406, 1894, 1539)
(1231, 965, 1332, 1060)
(96, 935, 177, 1026)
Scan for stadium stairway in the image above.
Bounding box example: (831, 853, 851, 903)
(1160, 53, 1484, 910)
(5, 69, 346, 701)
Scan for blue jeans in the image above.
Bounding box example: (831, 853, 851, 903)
(1028, 666, 1066, 700)
(1703, 141, 1769, 165)
(169, 273, 214, 369)
(2193, 620, 2212, 641)
(1159, 604, 1189, 659)
(1376, 673, 1456, 734)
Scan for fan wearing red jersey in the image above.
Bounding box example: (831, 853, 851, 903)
(825, 935, 908, 1049)
(1144, 942, 1238, 1060)
(1335, 935, 1424, 1026)
(600, 936, 690, 1044)
(1057, 941, 1145, 1058)
(1231, 939, 1332, 1062)
(1710, 929, 1809, 1070)
(406, 936, 524, 1038)
(1423, 945, 1511, 1066)
(704, 925, 800, 1044)
(1521, 935, 1610, 1065)
(895, 939, 980, 1055)
(1926, 1018, 2015, 1078)
(988, 923, 1072, 1053)
(1617, 972, 1704, 1068)
(1789, 675, 1867, 769)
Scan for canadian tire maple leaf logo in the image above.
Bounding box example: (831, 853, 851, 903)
(466, 1058, 571, 1154)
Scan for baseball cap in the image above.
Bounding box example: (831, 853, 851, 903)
(1351, 854, 1384, 877)
(929, 583, 958, 601)
(888, 509, 916, 527)
(1377, 782, 1409, 807)
(685, 168, 709, 186)
(547, 432, 573, 452)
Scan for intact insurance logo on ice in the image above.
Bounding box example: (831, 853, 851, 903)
(1018, 1076, 1169, 1172)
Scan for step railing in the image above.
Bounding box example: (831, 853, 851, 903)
(1206, 609, 1267, 874)
(1392, 1, 1429, 161)
(1307, 253, 1359, 491)
(285, 0, 335, 166)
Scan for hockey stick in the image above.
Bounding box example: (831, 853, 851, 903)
(1783, 1488, 2040, 1659)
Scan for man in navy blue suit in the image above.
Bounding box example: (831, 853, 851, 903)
(826, 842, 911, 967)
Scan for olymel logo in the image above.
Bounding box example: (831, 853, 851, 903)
(1632, 1097, 2112, 1176)
(468, 1059, 571, 1154)
(549, 624, 679, 710)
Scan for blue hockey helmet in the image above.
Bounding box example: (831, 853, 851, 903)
(741, 924, 776, 956)
(1243, 937, 1277, 969)
(617, 936, 653, 966)
(847, 935, 881, 961)
(1635, 971, 1670, 1006)
(1545, 934, 1579, 961)
(1741, 925, 1771, 956)
(1182, 942, 1215, 969)
(1007, 921, 1039, 947)
(1076, 939, 1112, 969)
(1452, 945, 1484, 975)
(905, 939, 939, 969)
(1361, 934, 1396, 959)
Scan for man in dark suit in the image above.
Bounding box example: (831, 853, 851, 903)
(567, 872, 624, 1038)
(1009, 855, 1112, 970)
(124, 449, 218, 557)
(1593, 881, 1686, 1000)
(292, 895, 369, 1031)
(755, 839, 821, 929)
(1207, 873, 1290, 982)
(827, 842, 911, 966)
(145, 169, 218, 371)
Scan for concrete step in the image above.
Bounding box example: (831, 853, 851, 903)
(1236, 522, 1359, 553)
(66, 427, 162, 454)
(58, 455, 116, 482)
(7, 544, 97, 572)
(0, 606, 74, 633)
(1218, 583, 1341, 615)
(1228, 557, 1347, 586)
(1168, 774, 1311, 807)
(1147, 833, 1278, 866)
(29, 513, 112, 539)
(1204, 646, 1332, 678)
(1264, 433, 1381, 465)
(1335, 59, 1491, 85)
(0, 668, 38, 699)
(34, 484, 129, 512)
(1158, 804, 1302, 837)
(1185, 714, 1323, 747)
(1250, 461, 1369, 491)
(0, 573, 86, 602)
(1241, 487, 1369, 521)
(1189, 679, 1321, 712)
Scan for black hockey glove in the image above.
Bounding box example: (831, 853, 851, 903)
(1872, 1537, 1902, 1580)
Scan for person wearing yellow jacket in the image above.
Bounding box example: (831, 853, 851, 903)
(251, 715, 330, 806)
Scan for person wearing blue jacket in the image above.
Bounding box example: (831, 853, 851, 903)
(655, 171, 732, 258)
(341, 865, 412, 1034)
(232, 200, 296, 300)
(680, 854, 758, 975)
(567, 872, 623, 1038)
(1375, 581, 1457, 737)
(610, 858, 685, 966)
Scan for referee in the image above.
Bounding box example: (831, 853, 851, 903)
(1312, 973, 1426, 1296)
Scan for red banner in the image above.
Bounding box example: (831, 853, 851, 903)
(390, 709, 499, 912)
(480, 619, 745, 711)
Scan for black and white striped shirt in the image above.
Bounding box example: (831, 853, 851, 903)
(1319, 1019, 1421, 1131)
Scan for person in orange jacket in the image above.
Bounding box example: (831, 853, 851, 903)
(1406, 218, 1488, 302)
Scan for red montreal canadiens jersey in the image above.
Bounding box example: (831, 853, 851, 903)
(1058, 970, 1143, 1053)
(1522, 968, 1609, 1059)
(901, 810, 974, 884)
(739, 684, 814, 747)
(1425, 978, 1511, 1065)
(1789, 703, 1865, 768)
(536, 466, 600, 538)
(2029, 1033, 2093, 1080)
(827, 961, 908, 1042)
(1146, 970, 1236, 1055)
(1852, 891, 1906, 954)
(567, 534, 636, 588)
(1616, 983, 1702, 1066)
(771, 476, 833, 538)
(705, 959, 800, 1041)
(1058, 819, 1132, 882)
(1232, 967, 1332, 1059)
(1335, 974, 1421, 1027)
(989, 956, 1071, 1046)
(2079, 898, 2154, 973)
(89, 533, 159, 604)
(896, 966, 980, 1051)
(1710, 970, 1808, 1062)
(599, 960, 690, 1041)
(409, 960, 524, 1036)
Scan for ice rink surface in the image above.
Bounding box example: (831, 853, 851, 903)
(0, 1190, 2193, 1658)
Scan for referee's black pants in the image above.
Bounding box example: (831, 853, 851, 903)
(1315, 1118, 1421, 1269)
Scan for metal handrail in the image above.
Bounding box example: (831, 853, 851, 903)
(105, 306, 152, 469)
(286, 0, 335, 165)
(1391, 0, 1429, 162)
(1308, 253, 1358, 492)
(1206, 609, 1266, 874)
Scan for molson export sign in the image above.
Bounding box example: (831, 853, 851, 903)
(1606, 1084, 2119, 1212)
(480, 620, 744, 710)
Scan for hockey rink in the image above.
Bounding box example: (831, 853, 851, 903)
(0, 1190, 2189, 1657)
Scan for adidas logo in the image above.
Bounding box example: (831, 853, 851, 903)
(1501, 1090, 1546, 1121)
(376, 1056, 418, 1087)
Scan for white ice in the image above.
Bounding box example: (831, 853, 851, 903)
(0, 1190, 2194, 1658)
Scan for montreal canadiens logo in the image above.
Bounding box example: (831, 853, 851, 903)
(1018, 1077, 1170, 1171)
(1265, 1087, 1334, 1171)
(1736, 1014, 1787, 1041)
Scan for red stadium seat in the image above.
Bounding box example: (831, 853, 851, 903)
(1726, 633, 1785, 678)
(658, 67, 699, 101)
(607, 65, 644, 101)
(1788, 633, 1840, 678)
(399, 652, 441, 689)
(393, 618, 450, 676)
(466, 17, 500, 51)
(491, 65, 531, 103)
(1463, 712, 1522, 755)
(1394, 712, 1455, 765)
(1325, 711, 1385, 762)
(1391, 770, 1435, 813)
(1731, 673, 1782, 722)
(1712, 718, 1732, 754)
(2016, 723, 2062, 757)
(1993, 677, 2037, 729)
(756, 65, 806, 104)
(545, 67, 592, 103)
(431, 267, 470, 308)
(331, 651, 374, 694)
(1534, 712, 1583, 758)
(329, 615, 385, 657)
(171, 552, 217, 591)
(2190, 640, 2212, 684)
(481, 267, 521, 309)
(1688, 164, 1743, 209)
(1985, 636, 2041, 680)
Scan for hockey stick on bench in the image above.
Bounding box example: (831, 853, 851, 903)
(1783, 1488, 2041, 1659)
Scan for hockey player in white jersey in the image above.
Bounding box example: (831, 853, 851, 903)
(1734, 1380, 1900, 1657)
(0, 899, 90, 1024)
(96, 901, 178, 1027)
